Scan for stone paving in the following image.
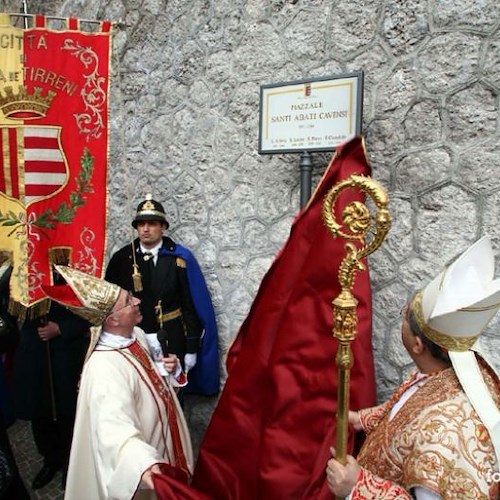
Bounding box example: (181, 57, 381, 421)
(7, 419, 64, 500)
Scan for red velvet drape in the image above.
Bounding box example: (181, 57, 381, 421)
(193, 136, 377, 499)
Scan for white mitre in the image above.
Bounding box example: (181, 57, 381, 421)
(410, 236, 500, 462)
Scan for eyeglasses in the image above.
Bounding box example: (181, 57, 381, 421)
(109, 291, 136, 316)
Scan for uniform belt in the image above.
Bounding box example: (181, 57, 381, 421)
(159, 308, 182, 322)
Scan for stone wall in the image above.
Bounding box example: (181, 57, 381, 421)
(4, 0, 500, 451)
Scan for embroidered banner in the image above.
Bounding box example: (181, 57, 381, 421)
(0, 14, 112, 317)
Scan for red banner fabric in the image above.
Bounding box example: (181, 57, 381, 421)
(0, 14, 111, 314)
(193, 136, 376, 499)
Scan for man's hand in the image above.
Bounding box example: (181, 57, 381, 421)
(162, 354, 180, 374)
(349, 410, 363, 431)
(140, 464, 162, 490)
(37, 321, 61, 341)
(325, 447, 360, 497)
(184, 352, 197, 372)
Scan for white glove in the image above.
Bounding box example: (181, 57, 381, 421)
(184, 353, 197, 372)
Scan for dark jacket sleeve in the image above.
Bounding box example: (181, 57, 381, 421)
(176, 259, 203, 353)
(105, 246, 135, 292)
(105, 251, 122, 285)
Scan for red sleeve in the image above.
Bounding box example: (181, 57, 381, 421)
(350, 467, 412, 499)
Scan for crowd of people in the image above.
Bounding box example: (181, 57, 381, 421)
(0, 196, 499, 499)
(0, 196, 216, 498)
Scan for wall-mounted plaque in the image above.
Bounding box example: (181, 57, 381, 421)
(259, 72, 363, 154)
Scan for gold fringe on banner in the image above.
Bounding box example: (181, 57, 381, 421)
(8, 297, 51, 321)
(48, 246, 72, 267)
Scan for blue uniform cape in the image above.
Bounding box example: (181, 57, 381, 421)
(162, 243, 219, 395)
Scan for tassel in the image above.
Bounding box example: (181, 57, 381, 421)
(132, 264, 143, 292)
(48, 247, 71, 286)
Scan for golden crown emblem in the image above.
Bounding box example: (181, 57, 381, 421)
(0, 85, 57, 119)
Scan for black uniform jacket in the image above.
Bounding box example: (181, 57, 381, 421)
(105, 237, 202, 360)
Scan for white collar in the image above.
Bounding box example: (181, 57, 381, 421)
(98, 330, 136, 349)
(139, 240, 162, 257)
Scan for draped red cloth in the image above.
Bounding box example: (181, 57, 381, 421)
(192, 136, 376, 499)
(153, 464, 211, 500)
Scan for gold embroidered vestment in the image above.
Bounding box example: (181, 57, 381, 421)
(356, 364, 499, 499)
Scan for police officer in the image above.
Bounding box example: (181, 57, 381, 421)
(105, 195, 204, 374)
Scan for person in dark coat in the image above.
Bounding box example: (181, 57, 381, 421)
(105, 194, 219, 396)
(11, 294, 89, 490)
(0, 262, 30, 499)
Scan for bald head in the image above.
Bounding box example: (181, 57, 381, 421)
(103, 289, 142, 337)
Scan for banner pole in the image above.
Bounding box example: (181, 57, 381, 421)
(20, 0, 29, 28)
(9, 12, 122, 27)
(299, 151, 313, 208)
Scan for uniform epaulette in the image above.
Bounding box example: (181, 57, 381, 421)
(176, 257, 187, 268)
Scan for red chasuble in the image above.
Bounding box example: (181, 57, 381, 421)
(193, 136, 377, 499)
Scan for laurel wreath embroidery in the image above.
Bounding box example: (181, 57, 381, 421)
(0, 148, 95, 239)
